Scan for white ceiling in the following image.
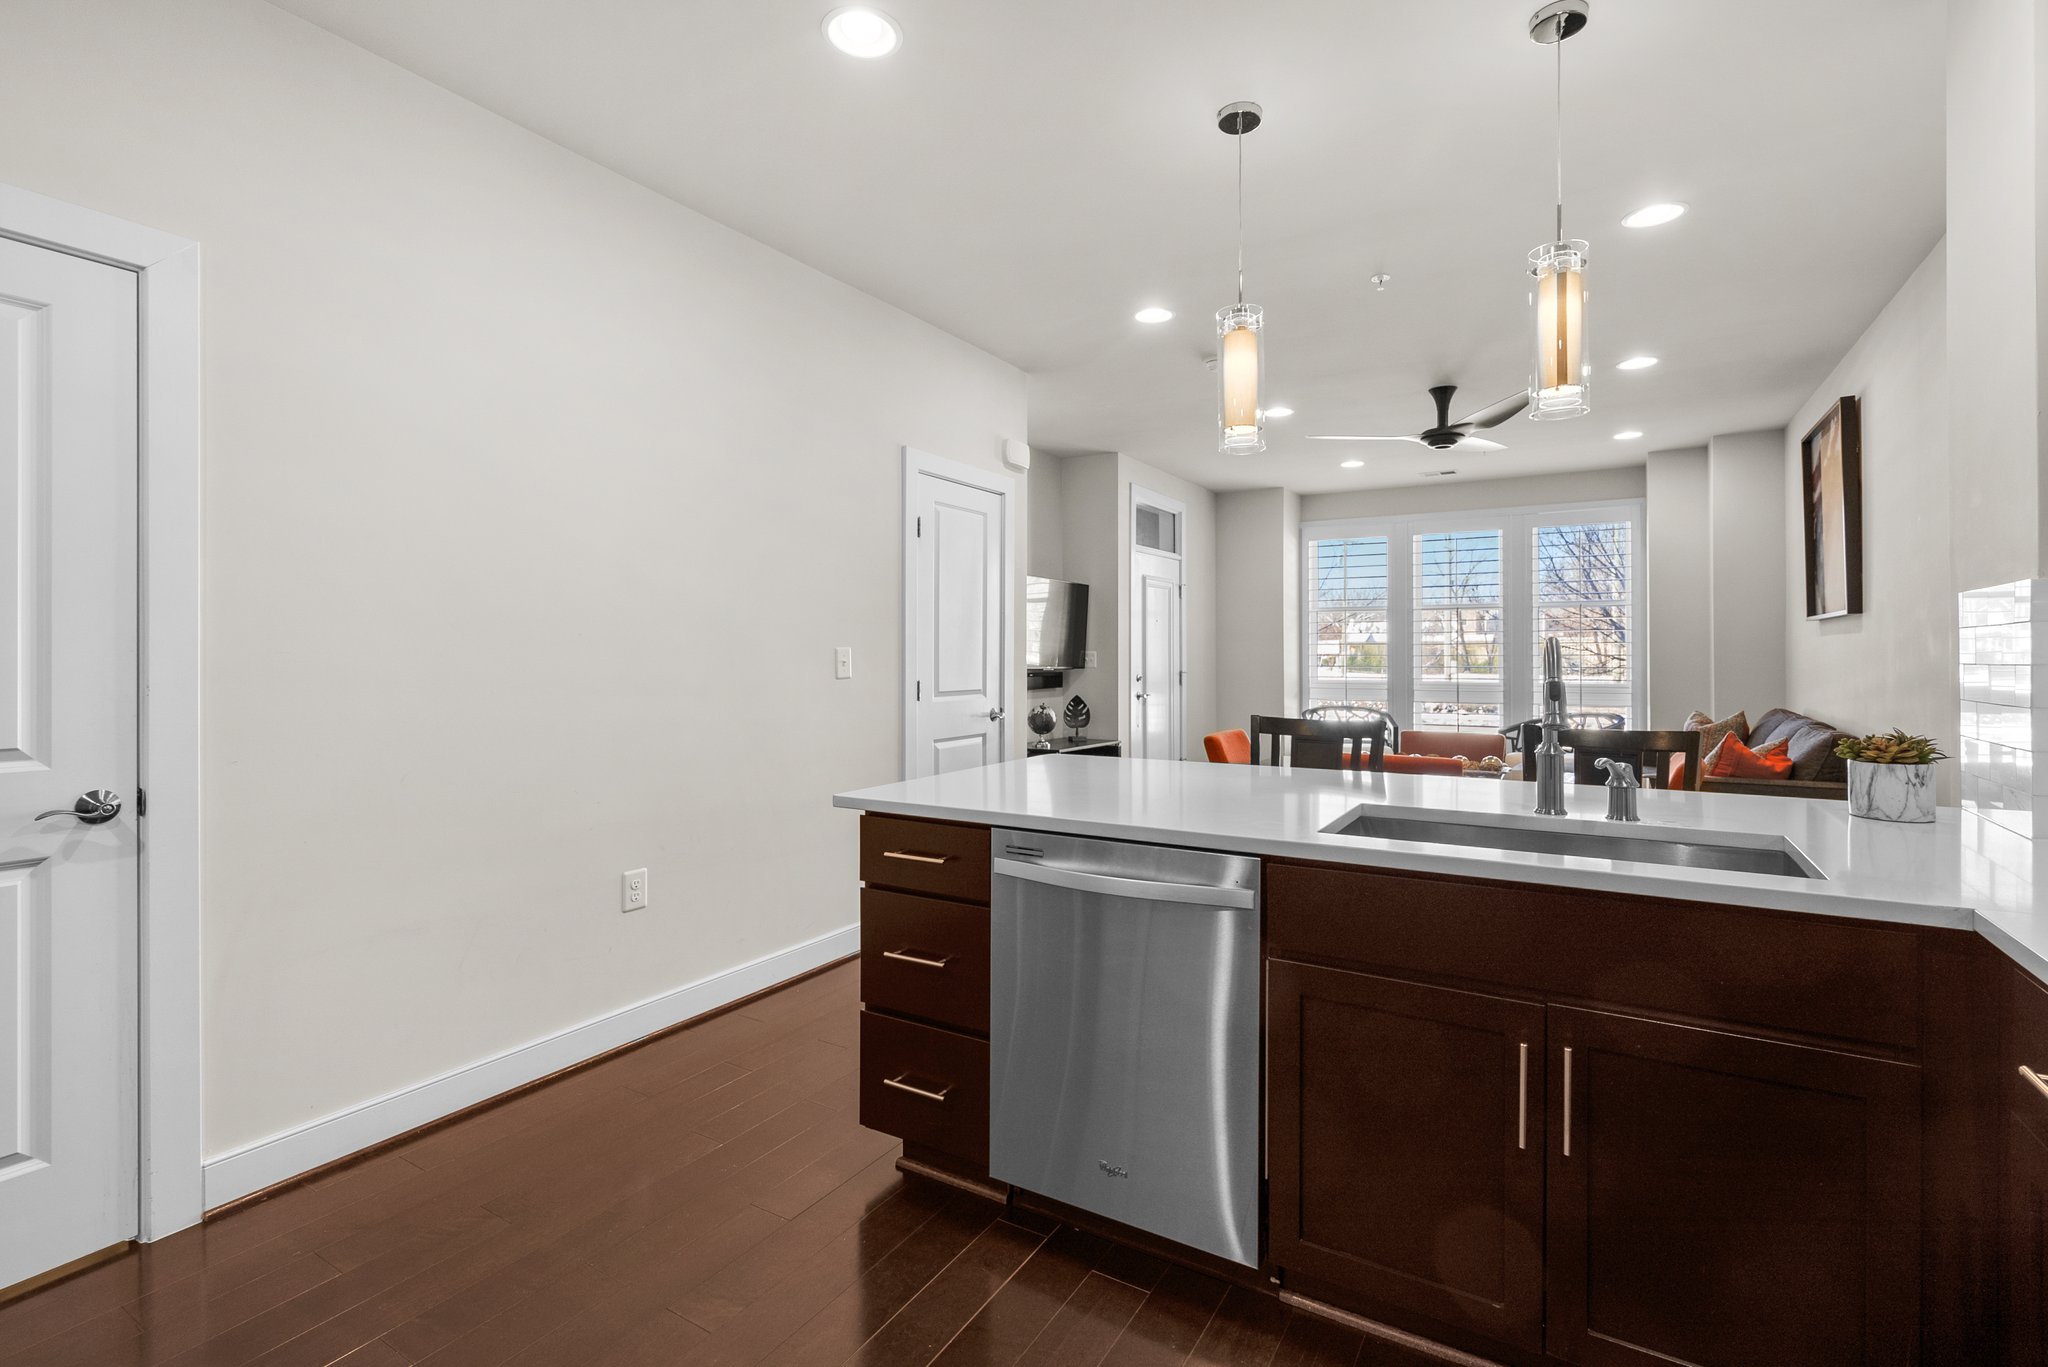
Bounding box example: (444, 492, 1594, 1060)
(270, 0, 1945, 493)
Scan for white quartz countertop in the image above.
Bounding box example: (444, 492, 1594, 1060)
(835, 758, 2048, 982)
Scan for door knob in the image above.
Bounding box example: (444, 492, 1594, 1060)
(988, 707, 1006, 722)
(36, 790, 122, 825)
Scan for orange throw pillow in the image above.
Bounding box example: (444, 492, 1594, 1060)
(1707, 734, 1794, 780)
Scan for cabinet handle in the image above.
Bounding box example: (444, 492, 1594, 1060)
(882, 949, 951, 969)
(1562, 1046, 1573, 1158)
(882, 1074, 951, 1103)
(1517, 1042, 1529, 1151)
(2022, 1066, 2048, 1102)
(882, 850, 952, 866)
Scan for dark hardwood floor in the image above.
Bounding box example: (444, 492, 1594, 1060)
(0, 962, 1383, 1367)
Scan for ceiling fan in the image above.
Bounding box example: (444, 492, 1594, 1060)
(1307, 384, 1530, 453)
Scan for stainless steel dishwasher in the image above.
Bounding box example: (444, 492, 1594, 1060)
(989, 828, 1261, 1266)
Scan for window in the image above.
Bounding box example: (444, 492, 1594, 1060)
(1531, 519, 1634, 728)
(1413, 530, 1504, 732)
(1308, 536, 1389, 712)
(1302, 502, 1644, 735)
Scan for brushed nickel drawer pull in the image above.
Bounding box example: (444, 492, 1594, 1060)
(1562, 1046, 1573, 1158)
(2021, 1065, 2048, 1102)
(1517, 1042, 1529, 1151)
(882, 949, 952, 969)
(882, 850, 952, 865)
(882, 1074, 951, 1103)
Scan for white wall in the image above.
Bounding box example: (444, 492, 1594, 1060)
(0, 0, 1028, 1159)
(1706, 430, 1789, 720)
(1026, 451, 1066, 579)
(1645, 448, 1713, 725)
(1948, 0, 2043, 589)
(1299, 468, 1647, 524)
(1215, 488, 1302, 730)
(1785, 243, 1954, 799)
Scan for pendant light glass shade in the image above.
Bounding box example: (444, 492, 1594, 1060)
(1528, 239, 1589, 420)
(1217, 303, 1264, 453)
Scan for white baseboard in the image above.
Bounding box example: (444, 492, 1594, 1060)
(201, 923, 860, 1210)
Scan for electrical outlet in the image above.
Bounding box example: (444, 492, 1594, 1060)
(834, 646, 853, 680)
(1083, 651, 1099, 668)
(621, 868, 649, 912)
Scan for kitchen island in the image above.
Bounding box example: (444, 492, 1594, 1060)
(835, 759, 2046, 1367)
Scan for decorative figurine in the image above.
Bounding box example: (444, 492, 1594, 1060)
(1063, 695, 1091, 738)
(1028, 703, 1056, 751)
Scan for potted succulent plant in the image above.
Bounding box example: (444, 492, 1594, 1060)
(1836, 730, 1947, 823)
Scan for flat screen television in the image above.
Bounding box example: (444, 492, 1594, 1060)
(1025, 577, 1090, 670)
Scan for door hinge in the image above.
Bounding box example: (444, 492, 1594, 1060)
(137, 787, 147, 818)
(916, 680, 922, 701)
(916, 516, 922, 537)
(1177, 584, 1184, 599)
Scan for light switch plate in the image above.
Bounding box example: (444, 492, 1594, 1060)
(834, 646, 853, 680)
(622, 868, 649, 912)
(1084, 651, 1099, 668)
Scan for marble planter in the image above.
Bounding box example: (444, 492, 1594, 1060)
(1846, 760, 1937, 823)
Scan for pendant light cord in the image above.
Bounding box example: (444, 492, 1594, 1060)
(1553, 35, 1565, 244)
(1235, 121, 1246, 306)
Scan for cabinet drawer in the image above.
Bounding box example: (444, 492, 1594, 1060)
(860, 814, 991, 904)
(859, 1010, 989, 1168)
(1267, 861, 1923, 1051)
(2011, 966, 2048, 1127)
(861, 888, 990, 1034)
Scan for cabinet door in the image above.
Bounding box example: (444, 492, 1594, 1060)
(1267, 960, 1545, 1350)
(2009, 1105, 2048, 1367)
(1545, 1006, 1920, 1367)
(2005, 965, 2048, 1367)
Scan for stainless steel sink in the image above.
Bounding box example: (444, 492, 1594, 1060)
(1321, 807, 1823, 880)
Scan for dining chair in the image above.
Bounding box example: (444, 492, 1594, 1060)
(1300, 703, 1401, 752)
(1249, 715, 1390, 771)
(1516, 725, 1701, 791)
(1203, 729, 1252, 764)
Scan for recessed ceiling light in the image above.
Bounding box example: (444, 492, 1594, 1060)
(1613, 430, 1644, 441)
(823, 7, 901, 58)
(1622, 202, 1687, 228)
(1340, 459, 1365, 469)
(1133, 306, 1173, 324)
(1615, 355, 1659, 371)
(1266, 406, 1294, 418)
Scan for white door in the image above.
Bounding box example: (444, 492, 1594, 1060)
(909, 471, 1007, 776)
(0, 238, 140, 1288)
(1132, 549, 1182, 761)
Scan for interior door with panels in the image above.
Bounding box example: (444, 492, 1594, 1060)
(1266, 959, 1545, 1351)
(0, 237, 141, 1288)
(1545, 1005, 1920, 1367)
(909, 470, 1006, 777)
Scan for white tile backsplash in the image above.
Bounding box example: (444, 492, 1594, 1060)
(1961, 580, 2048, 837)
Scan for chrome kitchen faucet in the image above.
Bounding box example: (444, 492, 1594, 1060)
(1534, 636, 1567, 816)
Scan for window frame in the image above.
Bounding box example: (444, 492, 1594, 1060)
(1300, 498, 1646, 734)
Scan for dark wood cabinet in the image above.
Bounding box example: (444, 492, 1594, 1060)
(1544, 1005, 1920, 1367)
(854, 813, 994, 1185)
(2008, 966, 2048, 1367)
(1267, 960, 1546, 1351)
(1264, 859, 1950, 1367)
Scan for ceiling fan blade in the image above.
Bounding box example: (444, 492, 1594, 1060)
(1452, 436, 1507, 452)
(1306, 434, 1424, 443)
(1452, 391, 1532, 431)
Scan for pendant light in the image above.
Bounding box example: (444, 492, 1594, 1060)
(1216, 101, 1264, 454)
(1527, 1, 1591, 421)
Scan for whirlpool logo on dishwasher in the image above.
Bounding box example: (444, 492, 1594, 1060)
(1098, 1160, 1130, 1179)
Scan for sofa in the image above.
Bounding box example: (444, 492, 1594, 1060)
(1689, 707, 1852, 799)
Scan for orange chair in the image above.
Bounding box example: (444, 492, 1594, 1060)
(1203, 728, 1251, 764)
